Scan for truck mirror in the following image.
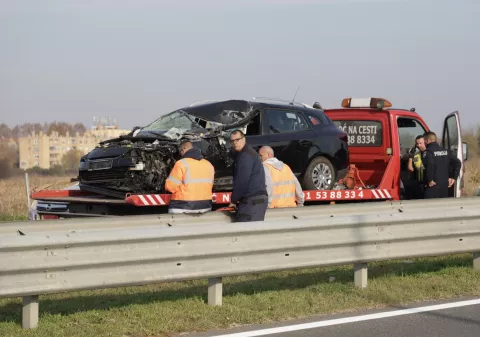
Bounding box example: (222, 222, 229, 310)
(462, 142, 468, 161)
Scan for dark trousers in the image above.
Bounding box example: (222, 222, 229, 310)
(424, 184, 449, 199)
(235, 195, 268, 222)
(403, 180, 424, 200)
(410, 180, 424, 199)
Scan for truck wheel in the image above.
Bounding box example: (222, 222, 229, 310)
(303, 156, 336, 190)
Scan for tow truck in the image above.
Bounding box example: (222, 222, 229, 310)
(29, 97, 467, 220)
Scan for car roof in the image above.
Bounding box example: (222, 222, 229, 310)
(188, 99, 321, 110)
(250, 101, 323, 113)
(184, 99, 326, 122)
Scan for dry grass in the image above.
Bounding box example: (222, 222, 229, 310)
(464, 156, 480, 197)
(0, 175, 74, 221)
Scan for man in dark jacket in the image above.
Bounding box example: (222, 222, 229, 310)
(422, 132, 461, 199)
(228, 130, 268, 222)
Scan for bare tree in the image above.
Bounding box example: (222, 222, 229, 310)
(61, 149, 83, 172)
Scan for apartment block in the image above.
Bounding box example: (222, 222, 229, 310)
(18, 126, 130, 169)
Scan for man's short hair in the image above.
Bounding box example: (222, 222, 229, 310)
(424, 132, 437, 142)
(415, 135, 424, 141)
(179, 140, 193, 150)
(230, 129, 244, 138)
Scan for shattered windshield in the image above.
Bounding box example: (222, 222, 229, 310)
(141, 110, 202, 132)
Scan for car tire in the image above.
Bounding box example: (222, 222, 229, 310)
(303, 156, 336, 190)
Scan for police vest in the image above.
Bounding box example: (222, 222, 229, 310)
(263, 162, 297, 208)
(165, 158, 214, 204)
(413, 153, 424, 182)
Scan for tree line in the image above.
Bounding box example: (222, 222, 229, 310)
(0, 122, 87, 139)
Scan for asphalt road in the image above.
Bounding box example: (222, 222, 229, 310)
(183, 297, 480, 337)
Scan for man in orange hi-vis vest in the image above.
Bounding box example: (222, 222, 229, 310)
(165, 140, 215, 214)
(258, 146, 304, 208)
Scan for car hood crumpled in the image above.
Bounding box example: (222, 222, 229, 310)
(183, 100, 260, 128)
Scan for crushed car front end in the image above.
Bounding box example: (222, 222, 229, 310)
(78, 138, 179, 198)
(78, 100, 260, 198)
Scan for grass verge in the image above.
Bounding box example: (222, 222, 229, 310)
(0, 175, 73, 221)
(0, 254, 479, 337)
(0, 215, 28, 222)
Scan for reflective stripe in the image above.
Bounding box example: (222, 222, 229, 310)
(180, 159, 190, 184)
(272, 192, 296, 199)
(264, 162, 297, 208)
(190, 178, 214, 184)
(180, 159, 214, 184)
(167, 176, 182, 185)
(168, 208, 210, 214)
(166, 157, 214, 204)
(272, 180, 296, 186)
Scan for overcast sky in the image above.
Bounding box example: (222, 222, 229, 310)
(1, 0, 478, 135)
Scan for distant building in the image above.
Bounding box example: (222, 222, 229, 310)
(18, 123, 130, 169)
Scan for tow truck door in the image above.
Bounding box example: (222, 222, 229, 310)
(442, 111, 464, 197)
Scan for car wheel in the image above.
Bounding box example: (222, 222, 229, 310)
(303, 156, 336, 190)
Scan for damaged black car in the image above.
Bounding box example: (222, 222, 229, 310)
(78, 99, 349, 198)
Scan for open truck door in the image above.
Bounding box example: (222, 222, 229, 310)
(442, 111, 467, 197)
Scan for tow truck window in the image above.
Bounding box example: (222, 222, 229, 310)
(332, 120, 382, 146)
(397, 118, 427, 152)
(266, 110, 309, 134)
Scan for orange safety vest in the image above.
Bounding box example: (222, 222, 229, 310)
(165, 158, 214, 207)
(263, 162, 297, 208)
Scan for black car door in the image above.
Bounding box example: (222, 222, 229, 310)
(263, 109, 316, 175)
(244, 110, 270, 152)
(212, 110, 269, 190)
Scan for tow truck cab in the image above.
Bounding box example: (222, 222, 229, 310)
(323, 97, 467, 199)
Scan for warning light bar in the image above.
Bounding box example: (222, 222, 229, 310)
(341, 97, 392, 109)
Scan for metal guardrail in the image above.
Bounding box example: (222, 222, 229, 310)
(1, 198, 479, 235)
(1, 198, 480, 329)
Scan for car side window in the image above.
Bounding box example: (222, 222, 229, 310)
(305, 113, 323, 126)
(266, 109, 309, 134)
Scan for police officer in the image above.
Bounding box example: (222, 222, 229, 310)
(165, 140, 215, 214)
(228, 130, 268, 222)
(407, 135, 427, 199)
(258, 146, 304, 208)
(422, 132, 461, 199)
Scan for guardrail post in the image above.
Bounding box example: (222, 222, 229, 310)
(354, 263, 368, 289)
(473, 252, 480, 270)
(22, 295, 39, 329)
(208, 277, 222, 306)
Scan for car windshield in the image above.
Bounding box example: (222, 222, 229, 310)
(141, 110, 202, 132)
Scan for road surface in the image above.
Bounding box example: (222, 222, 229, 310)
(182, 297, 480, 337)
